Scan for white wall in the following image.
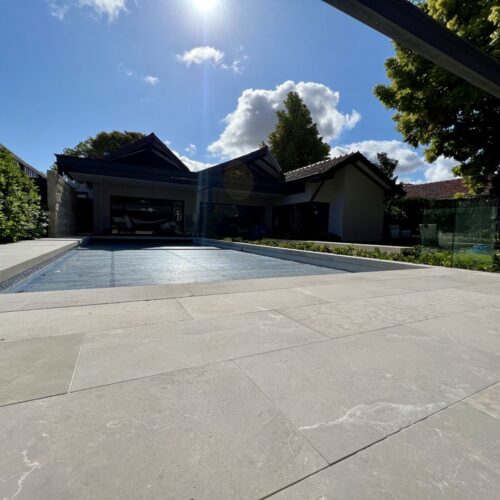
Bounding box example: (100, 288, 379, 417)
(340, 165, 385, 242)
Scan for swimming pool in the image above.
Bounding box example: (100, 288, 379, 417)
(10, 240, 345, 293)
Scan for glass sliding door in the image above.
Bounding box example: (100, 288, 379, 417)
(110, 196, 184, 235)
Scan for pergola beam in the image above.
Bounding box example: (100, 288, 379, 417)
(322, 0, 500, 98)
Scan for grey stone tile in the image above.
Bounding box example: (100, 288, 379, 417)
(296, 281, 407, 304)
(0, 335, 82, 406)
(0, 299, 191, 342)
(0, 284, 192, 313)
(444, 270, 500, 286)
(270, 400, 500, 499)
(409, 308, 500, 355)
(367, 287, 500, 321)
(182, 273, 359, 297)
(466, 382, 500, 421)
(279, 298, 409, 338)
(463, 281, 500, 297)
(178, 288, 327, 319)
(372, 275, 464, 292)
(71, 311, 326, 390)
(0, 362, 326, 500)
(236, 325, 500, 463)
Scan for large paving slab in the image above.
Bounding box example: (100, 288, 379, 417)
(296, 281, 408, 303)
(236, 325, 500, 464)
(178, 288, 327, 318)
(409, 307, 500, 356)
(0, 362, 327, 500)
(280, 297, 415, 338)
(0, 283, 192, 313)
(71, 311, 327, 390)
(0, 335, 82, 406)
(270, 385, 500, 499)
(0, 298, 192, 341)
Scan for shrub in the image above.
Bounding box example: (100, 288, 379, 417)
(220, 237, 497, 273)
(0, 148, 47, 243)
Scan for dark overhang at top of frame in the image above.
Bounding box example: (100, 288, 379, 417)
(322, 0, 500, 98)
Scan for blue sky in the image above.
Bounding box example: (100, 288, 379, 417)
(0, 0, 455, 182)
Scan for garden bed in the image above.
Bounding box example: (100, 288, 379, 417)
(218, 238, 499, 273)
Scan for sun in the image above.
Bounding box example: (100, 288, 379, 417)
(193, 0, 218, 12)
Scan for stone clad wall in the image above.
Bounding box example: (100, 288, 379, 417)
(47, 171, 78, 237)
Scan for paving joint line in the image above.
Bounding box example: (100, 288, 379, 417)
(258, 378, 500, 499)
(232, 360, 332, 466)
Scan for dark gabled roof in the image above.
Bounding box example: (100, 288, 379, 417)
(284, 152, 358, 182)
(105, 133, 190, 172)
(0, 143, 46, 179)
(203, 146, 284, 180)
(198, 146, 292, 194)
(285, 151, 401, 193)
(403, 179, 468, 199)
(55, 154, 198, 185)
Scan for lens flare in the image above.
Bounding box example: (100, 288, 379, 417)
(193, 0, 218, 12)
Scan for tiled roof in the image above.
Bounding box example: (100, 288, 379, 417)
(284, 152, 358, 182)
(403, 179, 468, 199)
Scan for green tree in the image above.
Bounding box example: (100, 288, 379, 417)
(377, 152, 405, 223)
(63, 130, 146, 159)
(377, 152, 399, 183)
(268, 92, 330, 172)
(0, 148, 46, 243)
(374, 0, 500, 194)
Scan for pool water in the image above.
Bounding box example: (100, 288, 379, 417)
(12, 241, 345, 293)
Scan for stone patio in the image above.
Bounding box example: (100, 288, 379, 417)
(1, 266, 500, 499)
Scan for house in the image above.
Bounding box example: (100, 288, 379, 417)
(1, 144, 47, 205)
(403, 179, 468, 199)
(54, 133, 399, 242)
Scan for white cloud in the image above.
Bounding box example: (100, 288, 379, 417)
(144, 75, 159, 86)
(80, 0, 128, 21)
(49, 1, 68, 20)
(185, 143, 197, 155)
(208, 80, 360, 159)
(118, 65, 159, 86)
(176, 46, 246, 74)
(329, 139, 457, 183)
(48, 0, 128, 22)
(173, 151, 212, 172)
(177, 46, 224, 67)
(164, 140, 211, 172)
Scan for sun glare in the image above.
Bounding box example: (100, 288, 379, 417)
(193, 0, 218, 12)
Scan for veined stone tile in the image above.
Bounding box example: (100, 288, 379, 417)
(71, 311, 326, 391)
(0, 299, 191, 342)
(279, 298, 409, 338)
(178, 288, 326, 319)
(466, 382, 500, 421)
(0, 335, 82, 406)
(0, 362, 326, 500)
(270, 400, 500, 499)
(236, 325, 500, 463)
(296, 281, 407, 304)
(409, 307, 500, 356)
(0, 284, 192, 313)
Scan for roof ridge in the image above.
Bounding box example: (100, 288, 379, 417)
(285, 151, 357, 175)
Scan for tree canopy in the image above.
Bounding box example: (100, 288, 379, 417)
(377, 152, 399, 184)
(0, 148, 46, 243)
(63, 131, 146, 159)
(374, 0, 500, 194)
(268, 92, 330, 172)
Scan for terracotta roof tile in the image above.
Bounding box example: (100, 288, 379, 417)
(403, 179, 468, 199)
